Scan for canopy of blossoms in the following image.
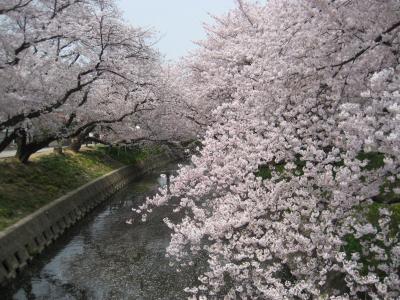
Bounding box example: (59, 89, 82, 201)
(137, 0, 400, 298)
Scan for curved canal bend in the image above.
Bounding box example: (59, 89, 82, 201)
(0, 163, 203, 299)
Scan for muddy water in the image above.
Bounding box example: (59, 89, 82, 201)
(0, 164, 203, 300)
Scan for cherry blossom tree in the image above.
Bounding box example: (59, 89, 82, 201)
(138, 0, 400, 298)
(0, 0, 165, 162)
(0, 0, 100, 146)
(100, 63, 208, 150)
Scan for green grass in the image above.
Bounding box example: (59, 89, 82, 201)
(0, 146, 162, 231)
(95, 145, 163, 165)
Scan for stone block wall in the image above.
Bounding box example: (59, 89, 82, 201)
(0, 153, 172, 285)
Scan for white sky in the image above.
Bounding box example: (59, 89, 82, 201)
(118, 0, 263, 61)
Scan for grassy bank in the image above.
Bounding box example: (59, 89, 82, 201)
(0, 145, 162, 231)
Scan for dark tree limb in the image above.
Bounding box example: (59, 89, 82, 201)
(0, 73, 98, 131)
(0, 129, 17, 153)
(0, 0, 34, 15)
(317, 20, 400, 71)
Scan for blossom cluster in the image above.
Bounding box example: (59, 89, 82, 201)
(139, 0, 400, 298)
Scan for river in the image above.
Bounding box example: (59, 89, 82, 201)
(0, 163, 202, 299)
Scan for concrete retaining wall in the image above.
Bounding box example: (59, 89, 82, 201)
(0, 153, 172, 285)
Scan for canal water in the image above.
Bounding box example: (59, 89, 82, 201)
(0, 164, 203, 300)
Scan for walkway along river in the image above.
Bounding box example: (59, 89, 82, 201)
(0, 163, 204, 299)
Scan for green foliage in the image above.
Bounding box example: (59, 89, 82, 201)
(95, 145, 163, 165)
(354, 151, 399, 204)
(293, 156, 306, 176)
(255, 165, 272, 180)
(255, 157, 306, 180)
(391, 204, 400, 230)
(0, 146, 163, 230)
(356, 151, 385, 171)
(343, 234, 363, 257)
(375, 176, 400, 204)
(255, 152, 399, 279)
(365, 203, 400, 237)
(366, 203, 382, 226)
(343, 202, 400, 276)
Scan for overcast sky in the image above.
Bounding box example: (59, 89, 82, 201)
(118, 0, 263, 61)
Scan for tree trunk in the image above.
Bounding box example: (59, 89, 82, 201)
(69, 126, 95, 152)
(0, 129, 17, 153)
(53, 146, 63, 155)
(16, 146, 33, 164)
(15, 129, 28, 162)
(69, 136, 84, 152)
(15, 131, 55, 163)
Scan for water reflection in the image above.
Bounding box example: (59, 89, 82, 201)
(0, 165, 203, 300)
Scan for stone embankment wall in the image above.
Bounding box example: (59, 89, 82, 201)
(0, 154, 172, 285)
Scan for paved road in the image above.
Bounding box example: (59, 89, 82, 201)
(0, 147, 55, 159)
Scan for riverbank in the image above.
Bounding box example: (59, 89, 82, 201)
(0, 163, 202, 299)
(0, 146, 162, 231)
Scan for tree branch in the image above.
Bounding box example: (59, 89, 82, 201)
(0, 72, 98, 131)
(0, 0, 33, 15)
